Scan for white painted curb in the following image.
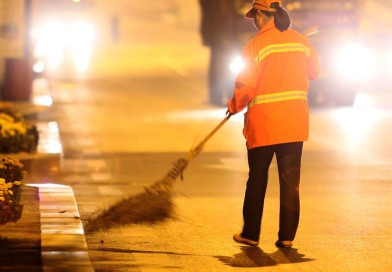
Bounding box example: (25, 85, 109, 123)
(28, 183, 94, 272)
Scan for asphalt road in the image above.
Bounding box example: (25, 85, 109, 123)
(26, 70, 391, 271)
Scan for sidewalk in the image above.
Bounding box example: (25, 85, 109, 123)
(0, 186, 41, 271)
(0, 82, 94, 271)
(0, 185, 94, 271)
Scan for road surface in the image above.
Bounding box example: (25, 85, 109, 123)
(27, 0, 392, 270)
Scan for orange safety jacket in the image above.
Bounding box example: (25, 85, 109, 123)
(228, 20, 320, 149)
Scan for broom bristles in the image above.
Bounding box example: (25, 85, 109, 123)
(84, 158, 188, 233)
(84, 115, 231, 233)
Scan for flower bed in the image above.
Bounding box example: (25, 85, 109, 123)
(0, 104, 39, 153)
(0, 157, 26, 224)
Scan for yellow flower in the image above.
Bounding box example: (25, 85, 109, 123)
(13, 181, 21, 186)
(0, 113, 14, 122)
(0, 197, 4, 202)
(0, 178, 5, 184)
(8, 190, 13, 195)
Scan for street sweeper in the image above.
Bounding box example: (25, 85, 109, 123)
(226, 0, 320, 248)
(85, 1, 320, 243)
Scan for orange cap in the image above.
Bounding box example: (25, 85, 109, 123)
(246, 0, 282, 18)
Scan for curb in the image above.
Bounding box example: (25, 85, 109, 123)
(28, 183, 94, 272)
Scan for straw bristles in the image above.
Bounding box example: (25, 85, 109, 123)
(84, 115, 231, 233)
(84, 158, 189, 233)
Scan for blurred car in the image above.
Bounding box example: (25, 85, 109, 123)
(32, 0, 95, 79)
(286, 0, 364, 106)
(33, 19, 95, 76)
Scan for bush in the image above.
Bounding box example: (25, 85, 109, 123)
(0, 104, 24, 122)
(0, 106, 39, 153)
(0, 158, 26, 224)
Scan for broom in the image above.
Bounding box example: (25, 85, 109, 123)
(85, 113, 232, 233)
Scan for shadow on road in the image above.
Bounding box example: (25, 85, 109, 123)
(215, 246, 314, 268)
(0, 237, 42, 271)
(93, 247, 196, 256)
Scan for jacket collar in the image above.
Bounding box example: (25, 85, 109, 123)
(259, 20, 275, 34)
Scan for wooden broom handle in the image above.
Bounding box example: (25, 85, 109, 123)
(187, 113, 232, 160)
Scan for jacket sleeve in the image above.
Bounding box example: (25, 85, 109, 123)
(228, 44, 257, 114)
(228, 83, 255, 114)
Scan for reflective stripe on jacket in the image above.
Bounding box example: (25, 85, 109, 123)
(228, 20, 320, 149)
(248, 90, 308, 107)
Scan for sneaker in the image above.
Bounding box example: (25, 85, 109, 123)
(233, 233, 259, 247)
(275, 240, 293, 248)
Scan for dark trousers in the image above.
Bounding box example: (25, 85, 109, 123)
(241, 142, 303, 242)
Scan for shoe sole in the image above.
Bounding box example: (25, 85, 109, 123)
(233, 235, 259, 247)
(275, 241, 293, 248)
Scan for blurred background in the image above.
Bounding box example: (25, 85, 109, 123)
(1, 0, 392, 107)
(1, 0, 392, 154)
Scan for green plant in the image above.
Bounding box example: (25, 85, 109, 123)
(0, 157, 26, 183)
(0, 158, 25, 224)
(0, 109, 39, 153)
(0, 104, 23, 122)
